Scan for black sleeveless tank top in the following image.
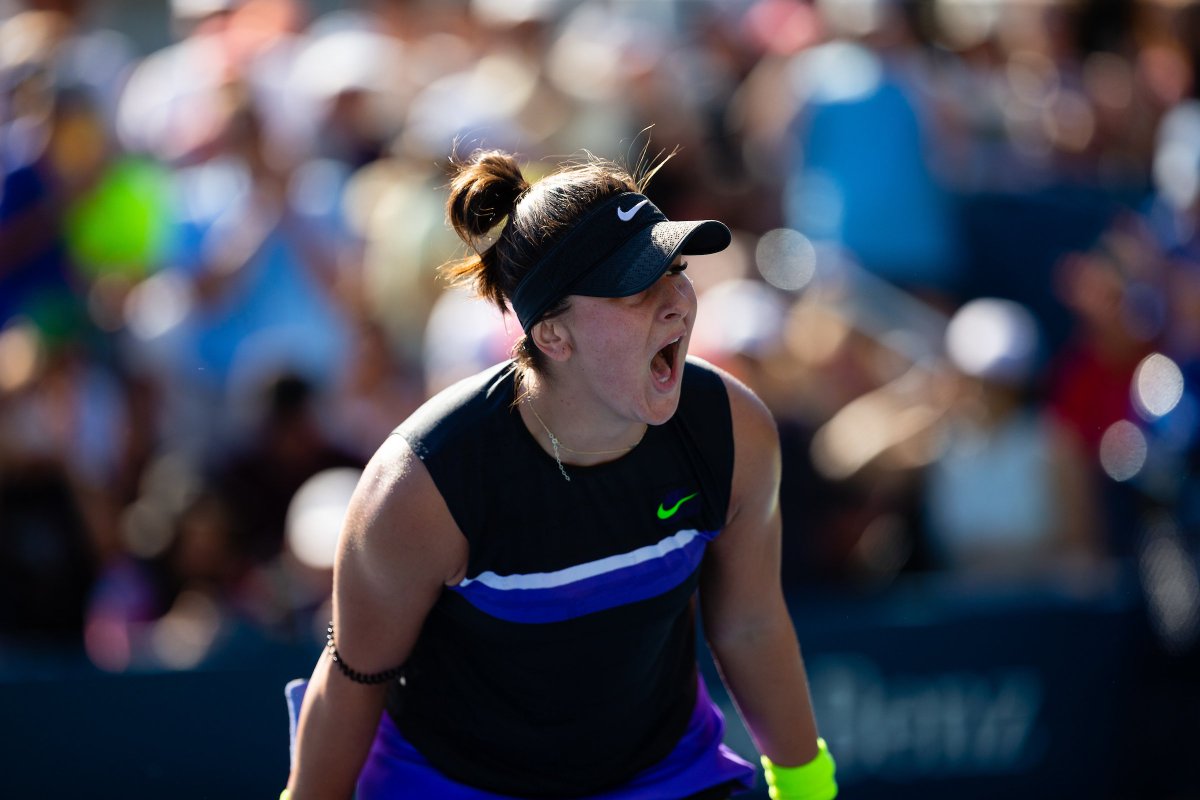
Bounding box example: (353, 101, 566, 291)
(385, 358, 734, 797)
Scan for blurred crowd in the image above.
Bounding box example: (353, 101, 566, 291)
(2, 0, 1200, 674)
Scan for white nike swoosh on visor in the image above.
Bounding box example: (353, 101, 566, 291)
(617, 198, 651, 222)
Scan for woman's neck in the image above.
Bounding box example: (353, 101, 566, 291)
(517, 372, 646, 465)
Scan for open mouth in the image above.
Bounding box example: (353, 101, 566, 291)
(651, 336, 682, 385)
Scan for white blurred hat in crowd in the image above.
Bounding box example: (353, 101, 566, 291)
(171, 0, 239, 20)
(692, 279, 789, 362)
(1154, 99, 1200, 213)
(944, 298, 1040, 386)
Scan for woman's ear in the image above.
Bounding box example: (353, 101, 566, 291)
(530, 317, 573, 362)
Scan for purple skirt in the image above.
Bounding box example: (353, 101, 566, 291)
(285, 677, 756, 799)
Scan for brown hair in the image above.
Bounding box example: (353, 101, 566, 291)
(442, 149, 666, 375)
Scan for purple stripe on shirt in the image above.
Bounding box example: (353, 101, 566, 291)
(449, 530, 715, 623)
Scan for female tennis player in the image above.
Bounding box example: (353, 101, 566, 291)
(284, 150, 836, 800)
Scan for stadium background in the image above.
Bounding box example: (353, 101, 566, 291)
(1, 0, 1199, 796)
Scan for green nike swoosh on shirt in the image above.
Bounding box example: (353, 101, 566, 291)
(657, 492, 698, 520)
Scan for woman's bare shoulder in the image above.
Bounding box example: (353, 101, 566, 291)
(340, 433, 468, 588)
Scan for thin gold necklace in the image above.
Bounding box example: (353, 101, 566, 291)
(525, 401, 642, 482)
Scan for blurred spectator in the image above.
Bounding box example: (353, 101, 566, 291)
(801, 338, 943, 584)
(691, 276, 887, 587)
(116, 0, 309, 166)
(782, 0, 963, 296)
(1047, 223, 1158, 463)
(0, 315, 131, 559)
(273, 465, 361, 631)
(1146, 99, 1200, 256)
(53, 84, 173, 331)
(291, 11, 407, 170)
(922, 298, 1102, 578)
(328, 317, 425, 461)
(421, 285, 519, 396)
(1157, 261, 1200, 537)
(133, 86, 353, 458)
(0, 459, 95, 642)
(0, 16, 80, 327)
(7, 1, 136, 121)
(211, 371, 362, 566)
(1125, 97, 1200, 545)
(346, 151, 461, 365)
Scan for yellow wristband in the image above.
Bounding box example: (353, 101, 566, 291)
(761, 738, 837, 800)
(279, 791, 291, 800)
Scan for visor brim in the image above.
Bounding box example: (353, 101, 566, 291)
(569, 219, 732, 299)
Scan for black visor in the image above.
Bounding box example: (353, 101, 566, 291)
(510, 192, 731, 334)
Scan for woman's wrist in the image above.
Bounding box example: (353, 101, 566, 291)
(760, 737, 837, 800)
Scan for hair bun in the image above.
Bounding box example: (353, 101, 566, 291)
(447, 150, 530, 243)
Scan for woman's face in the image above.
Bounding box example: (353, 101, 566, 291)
(557, 258, 697, 426)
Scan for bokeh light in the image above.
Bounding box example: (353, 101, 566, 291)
(0, 320, 41, 392)
(85, 615, 133, 673)
(1098, 420, 1148, 482)
(124, 271, 193, 341)
(693, 279, 788, 361)
(815, 0, 887, 39)
(119, 497, 176, 560)
(933, 0, 1001, 51)
(1153, 101, 1200, 211)
(1133, 352, 1185, 420)
(64, 157, 172, 281)
(285, 468, 363, 570)
(151, 589, 222, 671)
(756, 228, 817, 292)
(1139, 517, 1200, 654)
(944, 298, 1038, 384)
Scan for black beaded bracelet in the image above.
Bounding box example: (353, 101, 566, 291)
(325, 621, 405, 685)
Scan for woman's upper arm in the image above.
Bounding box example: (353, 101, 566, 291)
(701, 370, 787, 643)
(698, 373, 824, 765)
(330, 433, 468, 675)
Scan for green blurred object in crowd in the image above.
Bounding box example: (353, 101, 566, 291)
(65, 157, 172, 280)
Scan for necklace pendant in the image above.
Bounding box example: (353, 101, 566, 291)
(548, 436, 571, 482)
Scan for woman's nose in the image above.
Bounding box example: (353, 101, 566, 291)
(657, 274, 692, 320)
